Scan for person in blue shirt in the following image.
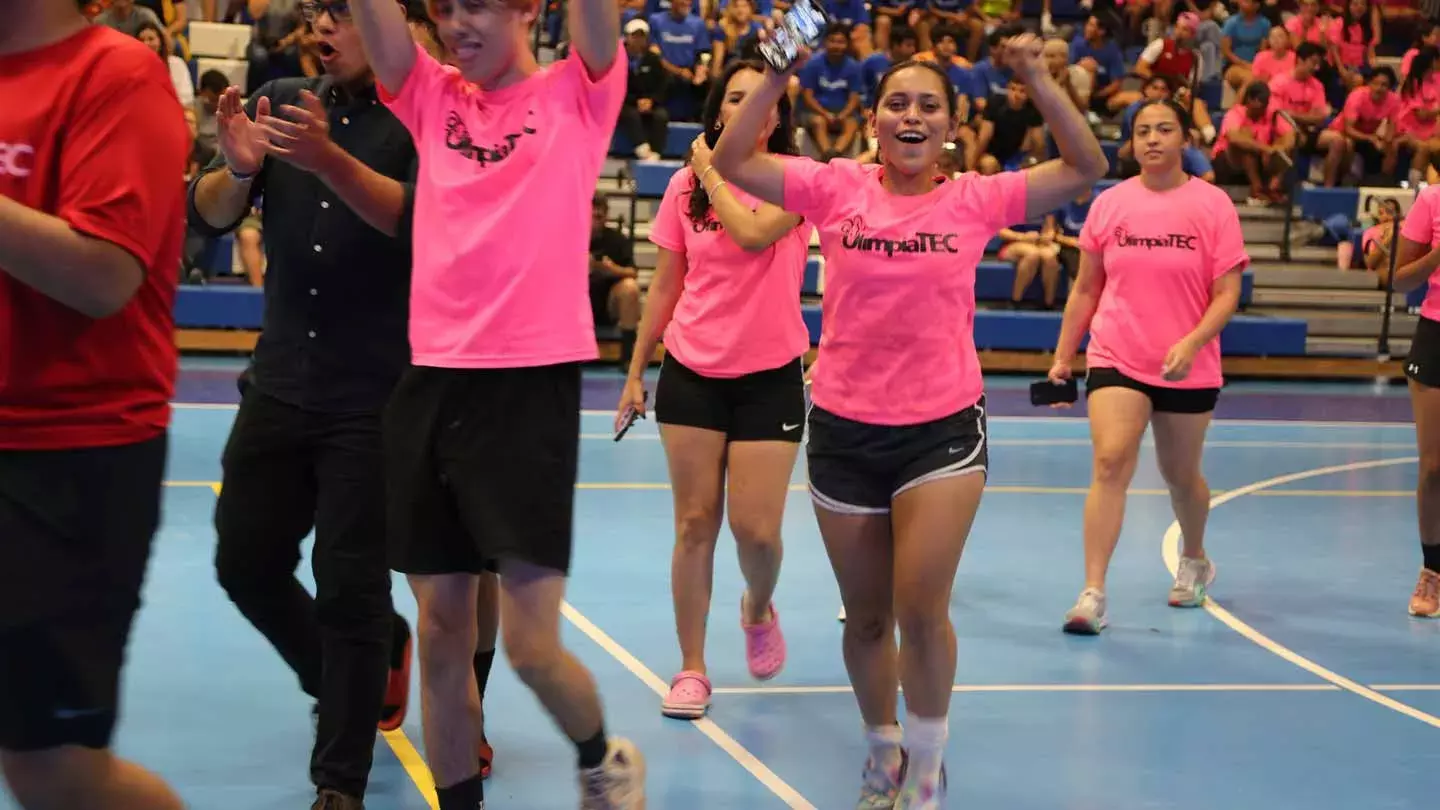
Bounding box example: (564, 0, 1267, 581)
(1221, 0, 1272, 94)
(1070, 14, 1136, 115)
(871, 0, 923, 57)
(918, 0, 984, 61)
(918, 25, 980, 168)
(709, 0, 766, 66)
(860, 24, 918, 105)
(969, 24, 1020, 114)
(809, 0, 875, 58)
(1115, 75, 1217, 182)
(649, 0, 713, 120)
(798, 23, 865, 158)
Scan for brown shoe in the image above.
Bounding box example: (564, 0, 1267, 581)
(1409, 568, 1440, 617)
(311, 789, 363, 810)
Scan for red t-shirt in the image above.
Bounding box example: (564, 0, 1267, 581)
(0, 24, 188, 450)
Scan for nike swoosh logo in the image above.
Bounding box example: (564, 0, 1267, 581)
(782, 423, 800, 431)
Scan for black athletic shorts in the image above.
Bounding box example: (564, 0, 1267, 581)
(654, 353, 806, 443)
(805, 397, 988, 514)
(1406, 316, 1440, 389)
(1085, 367, 1220, 414)
(383, 363, 580, 576)
(0, 434, 168, 752)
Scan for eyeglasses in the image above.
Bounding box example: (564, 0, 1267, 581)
(300, 0, 350, 22)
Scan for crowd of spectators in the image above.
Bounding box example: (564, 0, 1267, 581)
(82, 0, 1440, 299)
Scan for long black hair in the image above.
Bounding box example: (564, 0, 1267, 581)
(1402, 46, 1438, 101)
(687, 59, 796, 225)
(1338, 0, 1376, 48)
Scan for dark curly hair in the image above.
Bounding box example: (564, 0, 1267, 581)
(687, 59, 796, 225)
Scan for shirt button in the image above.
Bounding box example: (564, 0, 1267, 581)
(310, 288, 318, 296)
(308, 330, 316, 338)
(341, 116, 350, 125)
(313, 244, 322, 253)
(321, 201, 330, 209)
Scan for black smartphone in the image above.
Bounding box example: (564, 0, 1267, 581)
(757, 0, 830, 73)
(705, 123, 723, 150)
(1030, 378, 1078, 406)
(614, 391, 649, 441)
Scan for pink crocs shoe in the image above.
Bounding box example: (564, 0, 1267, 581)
(741, 596, 787, 681)
(661, 670, 711, 719)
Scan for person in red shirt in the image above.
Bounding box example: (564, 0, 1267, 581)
(0, 2, 189, 809)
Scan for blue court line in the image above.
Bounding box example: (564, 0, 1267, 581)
(1158, 455, 1440, 730)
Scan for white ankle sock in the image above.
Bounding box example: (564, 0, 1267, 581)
(864, 723, 904, 775)
(903, 713, 948, 782)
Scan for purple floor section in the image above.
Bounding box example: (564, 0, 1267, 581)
(174, 366, 1415, 423)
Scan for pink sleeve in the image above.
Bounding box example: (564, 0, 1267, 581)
(557, 46, 629, 133)
(1402, 189, 1437, 246)
(1077, 192, 1109, 254)
(377, 44, 454, 142)
(781, 157, 842, 223)
(649, 169, 691, 252)
(1209, 195, 1250, 279)
(976, 169, 1029, 232)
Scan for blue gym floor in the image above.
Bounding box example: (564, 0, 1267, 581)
(12, 361, 1440, 810)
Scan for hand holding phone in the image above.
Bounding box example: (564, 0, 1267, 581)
(757, 0, 830, 74)
(614, 388, 649, 441)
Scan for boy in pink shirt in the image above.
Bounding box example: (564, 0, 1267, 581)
(614, 60, 813, 722)
(346, 2, 645, 809)
(1329, 66, 1401, 179)
(713, 33, 1109, 809)
(1048, 98, 1249, 635)
(1392, 185, 1440, 617)
(1267, 42, 1346, 186)
(1211, 81, 1295, 204)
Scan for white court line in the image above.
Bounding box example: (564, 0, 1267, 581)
(173, 402, 1415, 430)
(560, 604, 817, 809)
(1160, 455, 1440, 730)
(587, 433, 1415, 449)
(710, 683, 1343, 695)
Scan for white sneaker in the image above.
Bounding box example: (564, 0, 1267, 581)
(1168, 556, 1215, 607)
(1062, 588, 1108, 635)
(579, 738, 646, 809)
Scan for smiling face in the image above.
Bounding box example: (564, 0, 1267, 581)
(429, 0, 538, 86)
(871, 63, 956, 178)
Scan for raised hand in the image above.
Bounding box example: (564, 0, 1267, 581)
(216, 86, 269, 176)
(999, 32, 1045, 83)
(255, 90, 342, 174)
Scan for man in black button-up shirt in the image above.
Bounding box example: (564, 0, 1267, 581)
(187, 4, 496, 808)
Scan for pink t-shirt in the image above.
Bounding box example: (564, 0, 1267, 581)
(1284, 14, 1327, 45)
(1079, 176, 1250, 389)
(1212, 103, 1294, 158)
(780, 159, 1027, 426)
(1402, 186, 1440, 322)
(649, 165, 814, 377)
(1328, 86, 1401, 134)
(1402, 47, 1417, 78)
(1251, 49, 1295, 83)
(1328, 18, 1372, 68)
(1397, 75, 1440, 139)
(379, 45, 626, 368)
(1267, 71, 1327, 116)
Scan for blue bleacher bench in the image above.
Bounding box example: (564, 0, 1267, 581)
(1299, 187, 1361, 223)
(800, 305, 1305, 356)
(633, 160, 683, 198)
(175, 285, 264, 329)
(611, 122, 704, 159)
(974, 261, 1253, 307)
(801, 257, 823, 297)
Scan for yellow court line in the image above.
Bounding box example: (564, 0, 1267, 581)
(381, 730, 440, 810)
(1159, 456, 1440, 731)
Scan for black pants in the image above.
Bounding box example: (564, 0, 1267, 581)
(616, 102, 670, 155)
(214, 387, 394, 798)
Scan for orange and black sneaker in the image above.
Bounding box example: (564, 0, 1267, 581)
(479, 736, 494, 780)
(378, 617, 412, 732)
